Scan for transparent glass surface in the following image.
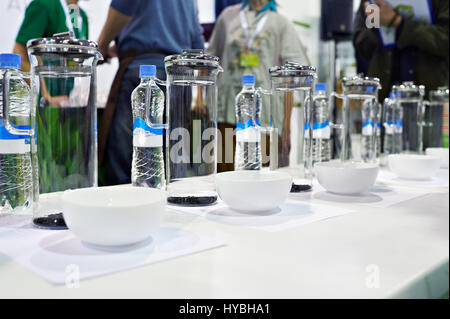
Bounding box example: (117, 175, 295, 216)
(29, 52, 99, 222)
(339, 82, 380, 163)
(270, 75, 314, 190)
(165, 62, 221, 205)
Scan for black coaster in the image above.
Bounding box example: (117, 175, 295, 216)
(167, 196, 218, 206)
(33, 213, 68, 230)
(290, 183, 312, 193)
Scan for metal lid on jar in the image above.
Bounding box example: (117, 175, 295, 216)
(27, 32, 100, 57)
(269, 62, 316, 78)
(165, 49, 221, 69)
(341, 75, 381, 97)
(392, 81, 425, 100)
(429, 86, 449, 102)
(342, 75, 381, 89)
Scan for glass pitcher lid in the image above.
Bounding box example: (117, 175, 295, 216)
(392, 81, 425, 100)
(430, 86, 449, 102)
(165, 49, 220, 69)
(342, 75, 381, 90)
(27, 32, 100, 57)
(269, 62, 316, 78)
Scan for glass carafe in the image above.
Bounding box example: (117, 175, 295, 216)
(392, 82, 425, 153)
(27, 32, 102, 229)
(424, 87, 449, 149)
(268, 62, 316, 192)
(332, 76, 381, 163)
(164, 50, 223, 206)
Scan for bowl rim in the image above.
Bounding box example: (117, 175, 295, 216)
(388, 154, 441, 161)
(215, 170, 292, 183)
(61, 186, 166, 209)
(314, 160, 379, 170)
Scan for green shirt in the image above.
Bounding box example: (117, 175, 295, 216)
(16, 0, 89, 44)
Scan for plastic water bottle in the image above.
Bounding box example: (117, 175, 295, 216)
(361, 98, 379, 163)
(131, 65, 165, 189)
(235, 75, 262, 170)
(394, 97, 404, 154)
(306, 83, 331, 165)
(0, 54, 33, 214)
(383, 93, 396, 155)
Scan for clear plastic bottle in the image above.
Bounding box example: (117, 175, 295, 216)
(131, 65, 165, 189)
(235, 75, 262, 170)
(394, 97, 404, 154)
(0, 54, 33, 214)
(361, 98, 378, 163)
(306, 83, 331, 166)
(383, 93, 396, 156)
(375, 102, 382, 158)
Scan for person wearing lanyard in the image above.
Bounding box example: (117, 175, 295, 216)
(354, 0, 449, 100)
(207, 0, 310, 172)
(97, 0, 204, 186)
(13, 0, 89, 105)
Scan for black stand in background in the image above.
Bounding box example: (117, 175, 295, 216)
(320, 0, 355, 159)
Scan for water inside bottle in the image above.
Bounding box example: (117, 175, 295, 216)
(0, 71, 33, 214)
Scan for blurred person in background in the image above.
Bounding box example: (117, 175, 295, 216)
(13, 0, 89, 72)
(206, 0, 310, 171)
(13, 0, 89, 105)
(97, 0, 204, 186)
(353, 0, 449, 100)
(216, 0, 242, 18)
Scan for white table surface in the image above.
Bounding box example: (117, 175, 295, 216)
(0, 170, 448, 299)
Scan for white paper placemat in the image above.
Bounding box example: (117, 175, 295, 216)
(305, 180, 429, 209)
(377, 169, 449, 188)
(0, 216, 225, 285)
(169, 200, 354, 232)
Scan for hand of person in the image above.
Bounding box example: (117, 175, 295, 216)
(45, 95, 70, 107)
(98, 43, 117, 65)
(281, 125, 291, 153)
(193, 89, 208, 118)
(364, 0, 402, 27)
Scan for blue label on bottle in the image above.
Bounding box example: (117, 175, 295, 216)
(0, 119, 30, 140)
(236, 119, 261, 131)
(305, 121, 331, 138)
(0, 119, 31, 154)
(133, 118, 164, 148)
(362, 120, 375, 128)
(395, 120, 403, 128)
(313, 120, 329, 130)
(133, 118, 164, 136)
(236, 119, 261, 142)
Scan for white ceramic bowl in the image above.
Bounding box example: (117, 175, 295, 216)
(61, 186, 166, 247)
(426, 148, 449, 169)
(388, 154, 441, 180)
(215, 171, 292, 212)
(315, 161, 379, 195)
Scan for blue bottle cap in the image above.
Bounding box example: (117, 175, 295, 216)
(0, 53, 21, 69)
(242, 74, 256, 85)
(315, 83, 326, 92)
(140, 65, 156, 78)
